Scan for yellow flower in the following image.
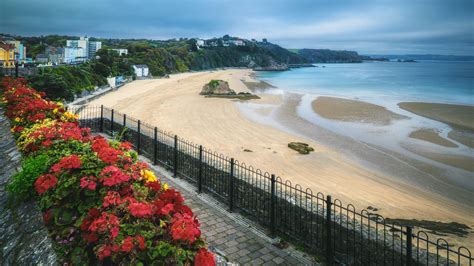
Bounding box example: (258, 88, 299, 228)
(159, 220, 167, 228)
(141, 169, 157, 183)
(163, 183, 169, 191)
(14, 117, 22, 123)
(62, 111, 79, 120)
(53, 108, 59, 114)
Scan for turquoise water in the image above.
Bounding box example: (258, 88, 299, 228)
(256, 61, 474, 105)
(238, 60, 474, 191)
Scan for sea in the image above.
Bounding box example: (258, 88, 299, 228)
(237, 60, 474, 196)
(256, 60, 474, 105)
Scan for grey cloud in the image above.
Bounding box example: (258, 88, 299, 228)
(1, 0, 472, 55)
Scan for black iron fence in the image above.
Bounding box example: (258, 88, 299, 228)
(71, 105, 473, 265)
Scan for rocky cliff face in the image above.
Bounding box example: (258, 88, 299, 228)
(0, 107, 57, 265)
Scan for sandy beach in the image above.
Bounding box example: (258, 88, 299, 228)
(312, 96, 408, 125)
(85, 69, 474, 249)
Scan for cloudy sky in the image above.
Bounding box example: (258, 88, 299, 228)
(1, 0, 473, 55)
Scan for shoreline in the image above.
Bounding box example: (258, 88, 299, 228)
(85, 68, 474, 250)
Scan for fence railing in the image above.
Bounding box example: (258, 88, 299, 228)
(70, 105, 473, 265)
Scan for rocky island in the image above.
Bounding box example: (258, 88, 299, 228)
(200, 79, 260, 100)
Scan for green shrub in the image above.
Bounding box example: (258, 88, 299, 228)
(7, 153, 50, 200)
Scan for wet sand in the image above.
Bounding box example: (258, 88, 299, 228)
(402, 143, 474, 172)
(409, 128, 458, 147)
(398, 102, 474, 131)
(448, 129, 474, 148)
(312, 96, 408, 125)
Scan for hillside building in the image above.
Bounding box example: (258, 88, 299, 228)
(0, 41, 15, 68)
(66, 37, 102, 60)
(111, 48, 128, 56)
(132, 64, 149, 77)
(5, 40, 26, 63)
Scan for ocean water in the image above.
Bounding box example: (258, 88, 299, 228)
(256, 61, 474, 105)
(239, 61, 474, 192)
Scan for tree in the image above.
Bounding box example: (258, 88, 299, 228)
(93, 62, 112, 77)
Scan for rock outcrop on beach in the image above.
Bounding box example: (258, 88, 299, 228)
(288, 142, 314, 154)
(200, 80, 234, 95)
(200, 80, 260, 100)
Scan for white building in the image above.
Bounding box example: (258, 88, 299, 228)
(66, 37, 102, 60)
(132, 65, 149, 77)
(230, 39, 245, 46)
(111, 48, 128, 56)
(88, 41, 102, 58)
(64, 47, 86, 63)
(195, 39, 205, 47)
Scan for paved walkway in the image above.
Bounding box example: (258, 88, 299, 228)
(143, 156, 316, 265)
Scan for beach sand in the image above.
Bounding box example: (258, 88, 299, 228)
(398, 102, 474, 131)
(312, 96, 407, 125)
(409, 128, 458, 148)
(86, 69, 474, 249)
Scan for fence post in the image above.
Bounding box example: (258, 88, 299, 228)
(111, 109, 114, 133)
(325, 195, 333, 264)
(198, 145, 203, 193)
(100, 105, 104, 132)
(173, 135, 178, 178)
(270, 174, 276, 237)
(229, 158, 235, 212)
(122, 114, 127, 141)
(153, 127, 158, 165)
(137, 120, 141, 154)
(15, 64, 18, 78)
(406, 226, 413, 266)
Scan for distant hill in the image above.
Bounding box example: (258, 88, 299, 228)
(296, 49, 365, 63)
(367, 54, 474, 61)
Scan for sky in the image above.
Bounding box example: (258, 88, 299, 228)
(1, 0, 473, 55)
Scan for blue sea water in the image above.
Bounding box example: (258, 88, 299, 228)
(256, 61, 474, 105)
(237, 60, 474, 190)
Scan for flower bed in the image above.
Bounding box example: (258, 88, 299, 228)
(1, 77, 215, 265)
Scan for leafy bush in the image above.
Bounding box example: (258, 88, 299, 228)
(1, 77, 215, 265)
(7, 153, 50, 200)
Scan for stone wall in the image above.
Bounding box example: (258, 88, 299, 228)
(0, 107, 57, 265)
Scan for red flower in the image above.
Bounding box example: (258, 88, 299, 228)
(82, 232, 99, 243)
(43, 209, 53, 224)
(175, 204, 193, 216)
(97, 147, 123, 164)
(145, 180, 161, 191)
(103, 191, 122, 207)
(194, 248, 215, 266)
(121, 236, 135, 252)
(128, 202, 153, 217)
(99, 166, 130, 186)
(34, 174, 58, 194)
(50, 154, 82, 173)
(136, 235, 146, 250)
(91, 136, 110, 152)
(89, 212, 120, 239)
(120, 141, 133, 150)
(80, 175, 97, 190)
(159, 189, 184, 205)
(170, 213, 201, 243)
(97, 244, 112, 260)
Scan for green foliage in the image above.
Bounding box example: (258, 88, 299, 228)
(208, 80, 220, 88)
(28, 64, 106, 101)
(297, 48, 364, 63)
(7, 153, 50, 200)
